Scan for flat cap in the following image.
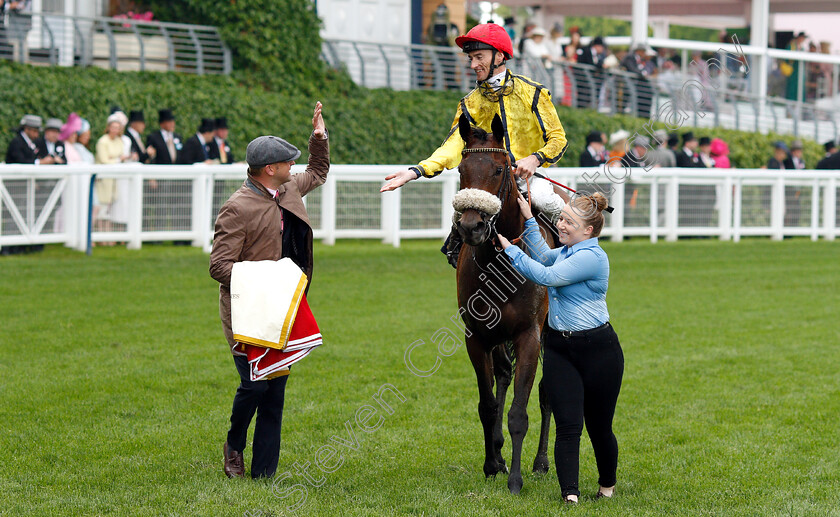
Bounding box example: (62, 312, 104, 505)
(20, 114, 42, 128)
(45, 118, 63, 131)
(246, 135, 301, 167)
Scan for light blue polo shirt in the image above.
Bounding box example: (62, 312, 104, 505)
(504, 217, 610, 332)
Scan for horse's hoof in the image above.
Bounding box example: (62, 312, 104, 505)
(508, 475, 523, 494)
(532, 456, 550, 474)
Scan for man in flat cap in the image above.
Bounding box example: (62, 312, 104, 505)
(5, 114, 54, 164)
(178, 118, 216, 165)
(34, 117, 66, 165)
(210, 102, 328, 480)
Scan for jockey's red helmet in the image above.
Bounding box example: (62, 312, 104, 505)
(455, 23, 513, 60)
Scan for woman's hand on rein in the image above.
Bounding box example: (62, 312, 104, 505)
(516, 191, 533, 219)
(497, 233, 512, 249)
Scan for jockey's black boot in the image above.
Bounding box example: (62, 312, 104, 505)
(440, 225, 463, 269)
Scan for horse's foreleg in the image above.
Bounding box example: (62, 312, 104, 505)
(507, 328, 541, 494)
(491, 344, 512, 473)
(466, 337, 503, 479)
(532, 376, 551, 474)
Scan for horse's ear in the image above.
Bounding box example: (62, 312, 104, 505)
(491, 114, 505, 144)
(459, 113, 472, 144)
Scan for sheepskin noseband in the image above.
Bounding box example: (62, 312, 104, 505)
(452, 188, 502, 216)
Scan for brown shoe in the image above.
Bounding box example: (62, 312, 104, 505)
(223, 441, 244, 478)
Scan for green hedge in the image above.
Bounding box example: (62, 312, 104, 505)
(137, 0, 326, 84)
(0, 61, 824, 168)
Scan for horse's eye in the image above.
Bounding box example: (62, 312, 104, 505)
(496, 167, 504, 175)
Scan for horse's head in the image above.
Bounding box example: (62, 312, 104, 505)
(455, 113, 511, 246)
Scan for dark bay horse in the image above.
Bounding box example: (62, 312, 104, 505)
(454, 113, 555, 494)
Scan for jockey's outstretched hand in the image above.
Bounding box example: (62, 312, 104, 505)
(514, 154, 540, 180)
(380, 170, 416, 192)
(497, 233, 512, 249)
(515, 191, 533, 220)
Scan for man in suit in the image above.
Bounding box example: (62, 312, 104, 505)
(766, 141, 789, 169)
(126, 110, 154, 163)
(579, 130, 606, 167)
(822, 140, 837, 158)
(675, 132, 702, 167)
(145, 109, 186, 237)
(33, 118, 66, 164)
(788, 140, 806, 170)
(178, 118, 216, 165)
(207, 117, 234, 164)
(816, 150, 840, 170)
(697, 137, 715, 168)
(146, 109, 181, 164)
(5, 114, 54, 164)
(574, 36, 607, 109)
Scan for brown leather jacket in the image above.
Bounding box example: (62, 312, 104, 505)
(209, 133, 329, 348)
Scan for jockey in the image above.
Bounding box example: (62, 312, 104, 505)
(380, 22, 570, 267)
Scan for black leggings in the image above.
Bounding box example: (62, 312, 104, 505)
(543, 323, 624, 497)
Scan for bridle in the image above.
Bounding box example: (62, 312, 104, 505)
(459, 146, 530, 248)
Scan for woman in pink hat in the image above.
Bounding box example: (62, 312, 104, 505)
(709, 138, 731, 168)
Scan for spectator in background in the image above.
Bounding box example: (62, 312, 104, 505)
(788, 140, 806, 169)
(5, 114, 52, 164)
(522, 27, 553, 68)
(59, 113, 84, 164)
(75, 118, 94, 163)
(4, 0, 32, 62)
(696, 137, 714, 168)
(784, 32, 807, 103)
(178, 118, 217, 164)
(766, 141, 789, 169)
(576, 36, 607, 110)
(580, 130, 607, 167)
(676, 132, 701, 167)
(518, 22, 536, 57)
(426, 3, 459, 90)
(208, 117, 234, 164)
(816, 144, 840, 169)
(621, 136, 648, 168)
(563, 26, 581, 62)
(35, 118, 66, 164)
(147, 109, 181, 165)
(548, 23, 564, 63)
(709, 138, 731, 168)
(667, 133, 680, 156)
(607, 129, 629, 164)
(94, 112, 135, 243)
(645, 129, 676, 168)
(126, 110, 155, 163)
(621, 44, 656, 118)
(503, 17, 516, 45)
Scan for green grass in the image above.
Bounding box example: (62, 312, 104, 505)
(1, 239, 839, 516)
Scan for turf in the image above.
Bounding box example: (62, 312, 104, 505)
(1, 238, 838, 516)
